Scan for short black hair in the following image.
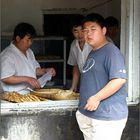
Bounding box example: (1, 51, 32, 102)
(70, 15, 85, 29)
(104, 16, 119, 27)
(13, 22, 36, 40)
(82, 13, 105, 28)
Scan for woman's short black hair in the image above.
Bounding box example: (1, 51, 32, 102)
(82, 13, 105, 28)
(13, 22, 36, 40)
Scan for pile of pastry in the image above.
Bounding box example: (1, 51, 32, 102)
(1, 91, 47, 103)
(0, 89, 80, 103)
(31, 88, 80, 100)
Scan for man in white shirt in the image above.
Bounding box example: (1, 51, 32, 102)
(68, 19, 92, 92)
(105, 16, 120, 48)
(0, 22, 56, 93)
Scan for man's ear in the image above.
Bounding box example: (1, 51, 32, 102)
(16, 36, 21, 42)
(102, 27, 107, 35)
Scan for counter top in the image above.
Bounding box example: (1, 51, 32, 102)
(1, 100, 79, 116)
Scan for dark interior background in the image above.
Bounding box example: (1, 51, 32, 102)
(43, 14, 84, 81)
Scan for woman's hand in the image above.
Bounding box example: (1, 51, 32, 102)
(36, 67, 56, 76)
(24, 76, 41, 89)
(45, 68, 56, 76)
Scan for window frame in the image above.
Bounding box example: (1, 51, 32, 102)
(121, 0, 140, 105)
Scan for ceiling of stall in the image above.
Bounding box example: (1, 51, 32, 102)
(42, 0, 113, 13)
(75, 0, 112, 8)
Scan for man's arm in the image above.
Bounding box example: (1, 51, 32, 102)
(84, 78, 126, 111)
(36, 67, 56, 76)
(1, 76, 41, 89)
(70, 65, 80, 92)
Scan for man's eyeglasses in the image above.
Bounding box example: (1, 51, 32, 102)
(82, 28, 96, 34)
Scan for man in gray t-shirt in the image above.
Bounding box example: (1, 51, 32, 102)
(76, 13, 128, 140)
(79, 43, 128, 120)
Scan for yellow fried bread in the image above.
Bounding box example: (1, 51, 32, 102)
(31, 88, 79, 100)
(1, 91, 47, 103)
(51, 90, 79, 100)
(31, 88, 63, 99)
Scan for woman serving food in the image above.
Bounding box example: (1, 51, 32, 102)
(0, 22, 56, 94)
